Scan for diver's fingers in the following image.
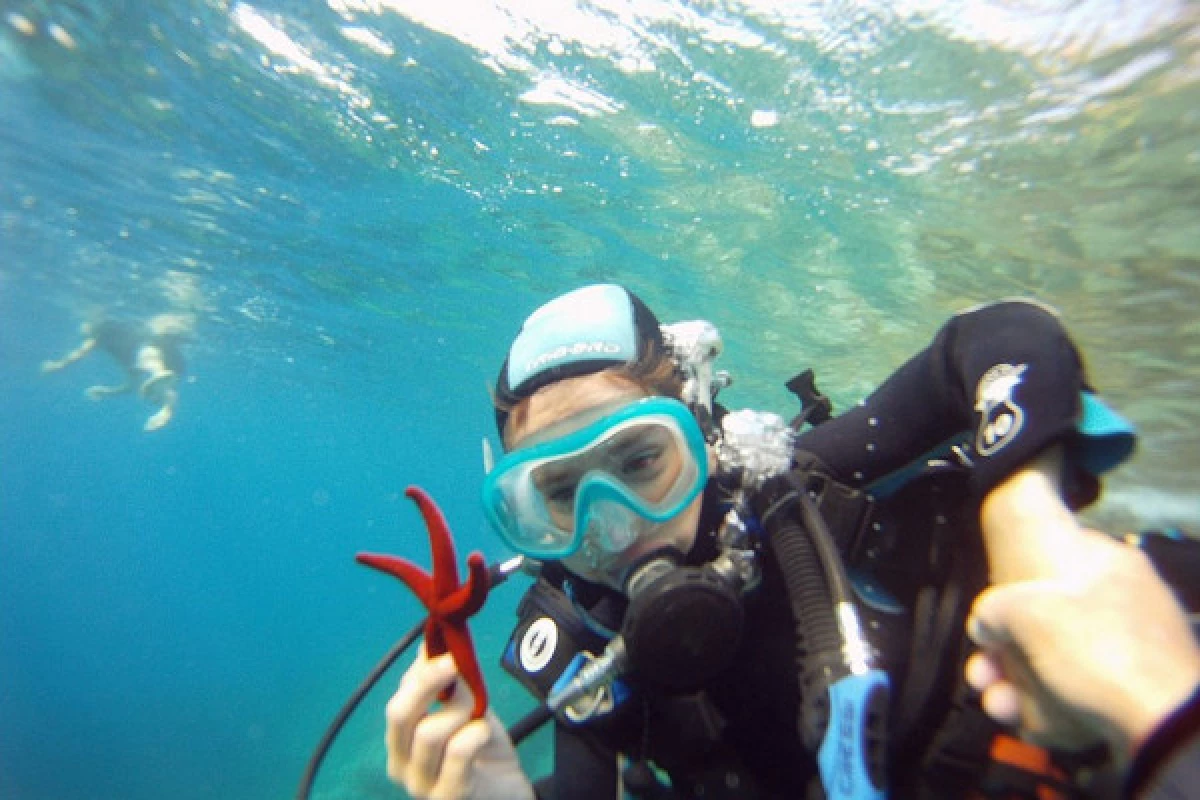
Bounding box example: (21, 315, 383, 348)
(385, 650, 459, 785)
(406, 697, 475, 797)
(964, 650, 1004, 693)
(966, 649, 1022, 725)
(967, 648, 1088, 746)
(430, 718, 495, 800)
(979, 680, 1022, 726)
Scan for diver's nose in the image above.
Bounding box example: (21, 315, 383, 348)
(585, 501, 639, 553)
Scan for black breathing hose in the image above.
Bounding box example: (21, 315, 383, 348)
(296, 558, 529, 800)
(759, 477, 857, 750)
(508, 704, 555, 746)
(794, 488, 854, 608)
(295, 618, 424, 800)
(763, 493, 841, 657)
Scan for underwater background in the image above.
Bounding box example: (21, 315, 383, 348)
(2, 1, 1198, 798)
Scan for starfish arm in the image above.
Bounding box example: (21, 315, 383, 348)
(444, 623, 489, 719)
(356, 553, 435, 608)
(405, 486, 463, 600)
(441, 554, 491, 618)
(425, 617, 449, 658)
(463, 553, 491, 615)
(359, 488, 491, 717)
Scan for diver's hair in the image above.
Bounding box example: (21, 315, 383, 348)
(493, 338, 685, 438)
(621, 337, 686, 398)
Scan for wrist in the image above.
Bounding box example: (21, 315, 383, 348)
(981, 448, 1067, 522)
(1120, 675, 1200, 756)
(1126, 682, 1200, 794)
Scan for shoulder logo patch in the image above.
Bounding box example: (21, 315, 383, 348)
(974, 363, 1028, 456)
(519, 617, 558, 674)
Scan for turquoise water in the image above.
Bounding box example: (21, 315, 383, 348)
(2, 2, 1198, 798)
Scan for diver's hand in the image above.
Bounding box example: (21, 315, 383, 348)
(386, 646, 534, 800)
(41, 359, 63, 374)
(966, 529, 1200, 762)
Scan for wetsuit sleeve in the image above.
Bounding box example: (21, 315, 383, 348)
(795, 300, 1129, 501)
(1126, 685, 1200, 799)
(533, 723, 620, 800)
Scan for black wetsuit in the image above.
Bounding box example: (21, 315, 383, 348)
(517, 301, 1134, 800)
(92, 319, 187, 378)
(1131, 686, 1200, 800)
(91, 319, 144, 368)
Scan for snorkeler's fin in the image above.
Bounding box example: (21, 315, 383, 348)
(144, 405, 173, 432)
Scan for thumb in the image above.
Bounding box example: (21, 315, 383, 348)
(967, 581, 1053, 650)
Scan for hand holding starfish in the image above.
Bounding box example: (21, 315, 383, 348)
(357, 486, 492, 718)
(362, 487, 535, 800)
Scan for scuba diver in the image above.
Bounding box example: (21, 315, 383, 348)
(380, 283, 1154, 800)
(41, 313, 191, 431)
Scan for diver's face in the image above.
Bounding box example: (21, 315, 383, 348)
(506, 372, 705, 589)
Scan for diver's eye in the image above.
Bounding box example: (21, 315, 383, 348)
(543, 481, 578, 509)
(621, 445, 665, 479)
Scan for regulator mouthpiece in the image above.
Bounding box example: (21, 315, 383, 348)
(619, 551, 746, 694)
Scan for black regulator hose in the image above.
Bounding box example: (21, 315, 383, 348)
(795, 487, 854, 608)
(295, 618, 424, 800)
(756, 474, 845, 745)
(508, 704, 555, 746)
(757, 472, 891, 800)
(296, 558, 526, 800)
(759, 478, 840, 644)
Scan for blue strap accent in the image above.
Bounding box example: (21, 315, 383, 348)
(549, 653, 588, 697)
(847, 568, 905, 615)
(864, 434, 969, 500)
(868, 390, 1135, 500)
(817, 671, 890, 800)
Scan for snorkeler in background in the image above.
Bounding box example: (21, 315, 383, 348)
(41, 312, 193, 431)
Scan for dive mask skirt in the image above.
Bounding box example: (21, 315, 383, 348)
(482, 397, 709, 559)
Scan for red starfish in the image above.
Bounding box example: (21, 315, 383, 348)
(356, 486, 491, 719)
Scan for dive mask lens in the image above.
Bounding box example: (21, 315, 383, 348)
(481, 397, 708, 559)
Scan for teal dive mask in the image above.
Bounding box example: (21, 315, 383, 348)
(482, 397, 709, 560)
